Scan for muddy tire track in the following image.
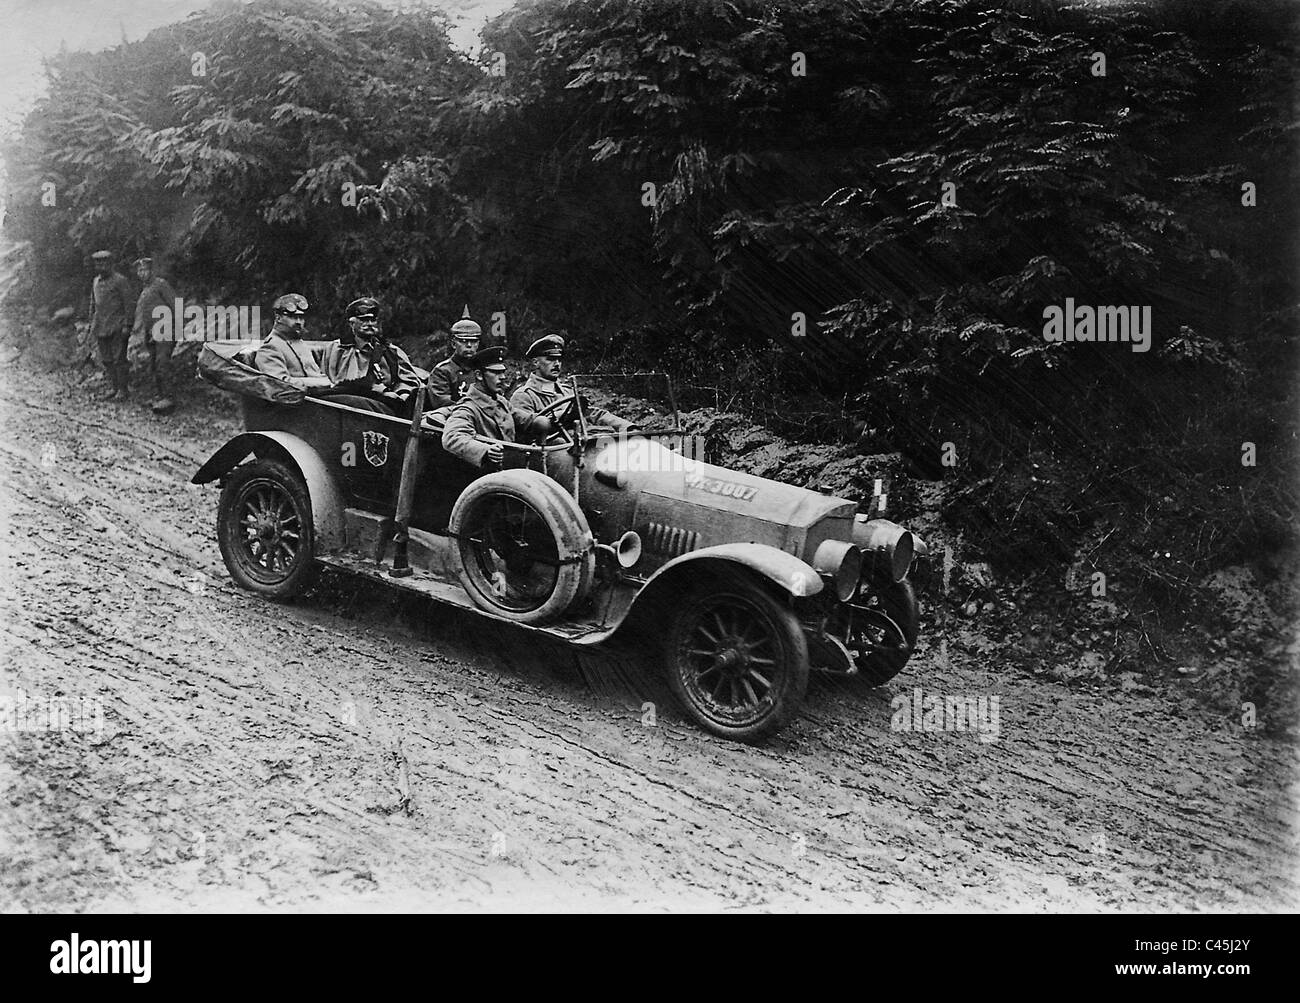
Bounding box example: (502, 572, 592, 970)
(0, 354, 1294, 911)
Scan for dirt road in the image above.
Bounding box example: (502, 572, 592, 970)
(1, 344, 1295, 911)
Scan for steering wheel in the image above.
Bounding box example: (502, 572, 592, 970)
(529, 396, 632, 445)
(530, 396, 581, 445)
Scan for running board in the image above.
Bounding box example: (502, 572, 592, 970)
(317, 508, 611, 644)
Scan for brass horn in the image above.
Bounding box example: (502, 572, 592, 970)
(596, 531, 642, 570)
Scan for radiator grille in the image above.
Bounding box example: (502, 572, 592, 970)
(643, 522, 699, 560)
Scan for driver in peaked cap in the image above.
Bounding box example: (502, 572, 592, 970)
(441, 345, 517, 470)
(509, 334, 635, 442)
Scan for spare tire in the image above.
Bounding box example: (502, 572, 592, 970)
(448, 469, 595, 623)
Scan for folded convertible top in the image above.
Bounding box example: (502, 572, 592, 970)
(197, 341, 306, 405)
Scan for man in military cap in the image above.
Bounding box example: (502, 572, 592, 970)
(324, 297, 421, 416)
(131, 257, 179, 408)
(510, 334, 634, 441)
(88, 250, 134, 401)
(425, 305, 480, 409)
(441, 346, 517, 470)
(254, 293, 332, 390)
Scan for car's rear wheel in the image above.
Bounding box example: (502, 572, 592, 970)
(449, 470, 595, 623)
(665, 581, 809, 742)
(217, 458, 318, 599)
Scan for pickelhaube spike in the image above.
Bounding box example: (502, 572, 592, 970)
(451, 305, 482, 338)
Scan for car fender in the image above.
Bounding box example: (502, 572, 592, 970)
(192, 431, 345, 550)
(643, 542, 825, 598)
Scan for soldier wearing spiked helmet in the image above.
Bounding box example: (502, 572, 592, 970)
(426, 305, 482, 409)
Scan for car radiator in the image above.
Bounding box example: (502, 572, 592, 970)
(642, 522, 700, 561)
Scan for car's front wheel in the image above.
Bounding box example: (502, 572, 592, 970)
(217, 457, 318, 600)
(830, 579, 920, 686)
(665, 581, 809, 742)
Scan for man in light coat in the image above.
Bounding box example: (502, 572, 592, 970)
(253, 293, 332, 390)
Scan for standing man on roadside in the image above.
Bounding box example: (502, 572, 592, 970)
(88, 250, 134, 401)
(131, 257, 179, 409)
(253, 293, 332, 390)
(425, 305, 481, 409)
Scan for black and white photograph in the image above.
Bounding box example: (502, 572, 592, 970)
(0, 0, 1295, 932)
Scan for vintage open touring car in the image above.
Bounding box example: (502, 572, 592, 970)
(192, 341, 926, 741)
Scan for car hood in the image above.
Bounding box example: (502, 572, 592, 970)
(591, 436, 855, 529)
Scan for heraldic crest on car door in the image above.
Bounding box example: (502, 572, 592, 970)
(362, 430, 390, 468)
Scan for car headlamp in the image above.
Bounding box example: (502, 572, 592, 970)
(852, 516, 915, 583)
(812, 539, 864, 602)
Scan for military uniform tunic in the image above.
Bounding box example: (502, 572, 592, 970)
(441, 384, 517, 468)
(324, 336, 420, 401)
(509, 373, 633, 439)
(133, 275, 179, 342)
(425, 356, 475, 410)
(90, 270, 134, 371)
(90, 271, 133, 340)
(255, 330, 323, 382)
